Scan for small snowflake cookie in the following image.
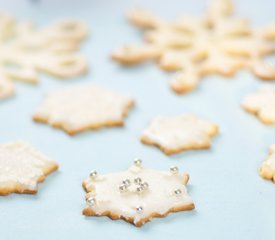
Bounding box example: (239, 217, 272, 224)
(112, 0, 275, 94)
(242, 85, 275, 124)
(0, 141, 58, 195)
(83, 159, 194, 227)
(259, 145, 275, 183)
(0, 12, 88, 100)
(33, 85, 135, 135)
(140, 114, 218, 155)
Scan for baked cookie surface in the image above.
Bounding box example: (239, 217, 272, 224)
(112, 0, 275, 93)
(242, 85, 275, 124)
(33, 85, 135, 135)
(0, 141, 58, 195)
(0, 12, 88, 100)
(140, 114, 218, 155)
(260, 145, 275, 183)
(83, 159, 194, 227)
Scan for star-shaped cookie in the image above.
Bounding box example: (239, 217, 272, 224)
(33, 85, 135, 135)
(112, 0, 275, 93)
(0, 141, 58, 195)
(259, 144, 275, 183)
(83, 159, 194, 227)
(242, 85, 275, 124)
(0, 12, 88, 100)
(140, 114, 218, 155)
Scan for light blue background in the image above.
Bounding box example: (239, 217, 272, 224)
(0, 0, 274, 239)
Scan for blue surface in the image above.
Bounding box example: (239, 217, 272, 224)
(0, 0, 275, 239)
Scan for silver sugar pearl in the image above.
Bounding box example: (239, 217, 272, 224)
(136, 206, 143, 214)
(141, 182, 149, 190)
(134, 177, 142, 184)
(134, 158, 142, 167)
(122, 179, 131, 187)
(86, 197, 96, 206)
(174, 189, 182, 196)
(119, 184, 128, 193)
(89, 170, 98, 178)
(136, 186, 144, 193)
(170, 166, 179, 174)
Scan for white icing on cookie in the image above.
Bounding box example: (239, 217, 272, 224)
(112, 0, 275, 94)
(140, 114, 218, 155)
(0, 141, 58, 195)
(242, 85, 275, 124)
(83, 161, 194, 226)
(33, 85, 135, 135)
(259, 144, 275, 183)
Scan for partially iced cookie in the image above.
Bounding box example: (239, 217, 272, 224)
(242, 85, 275, 124)
(33, 85, 135, 135)
(259, 144, 275, 183)
(0, 141, 58, 195)
(140, 114, 218, 155)
(83, 159, 194, 227)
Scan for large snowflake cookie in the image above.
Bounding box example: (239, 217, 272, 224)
(242, 85, 275, 124)
(0, 12, 88, 100)
(83, 159, 194, 227)
(140, 114, 218, 155)
(0, 141, 58, 195)
(112, 0, 275, 93)
(33, 85, 135, 135)
(259, 145, 275, 183)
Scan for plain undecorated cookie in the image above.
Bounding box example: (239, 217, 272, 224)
(0, 78, 15, 100)
(140, 114, 218, 155)
(112, 0, 275, 94)
(33, 85, 135, 135)
(0, 12, 88, 100)
(0, 141, 58, 195)
(259, 145, 275, 183)
(242, 85, 275, 124)
(83, 159, 194, 227)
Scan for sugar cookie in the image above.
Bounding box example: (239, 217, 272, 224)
(242, 85, 275, 124)
(112, 0, 275, 93)
(259, 145, 275, 183)
(83, 159, 194, 227)
(140, 114, 218, 155)
(0, 141, 58, 195)
(33, 85, 135, 135)
(0, 78, 15, 100)
(0, 12, 88, 100)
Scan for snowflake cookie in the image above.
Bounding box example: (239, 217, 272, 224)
(0, 141, 58, 195)
(0, 12, 88, 100)
(242, 85, 275, 124)
(259, 145, 275, 183)
(140, 114, 218, 155)
(82, 159, 194, 227)
(112, 0, 275, 93)
(33, 85, 135, 135)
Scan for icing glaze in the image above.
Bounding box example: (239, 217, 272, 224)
(0, 141, 58, 194)
(83, 163, 194, 226)
(141, 114, 218, 154)
(33, 85, 134, 135)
